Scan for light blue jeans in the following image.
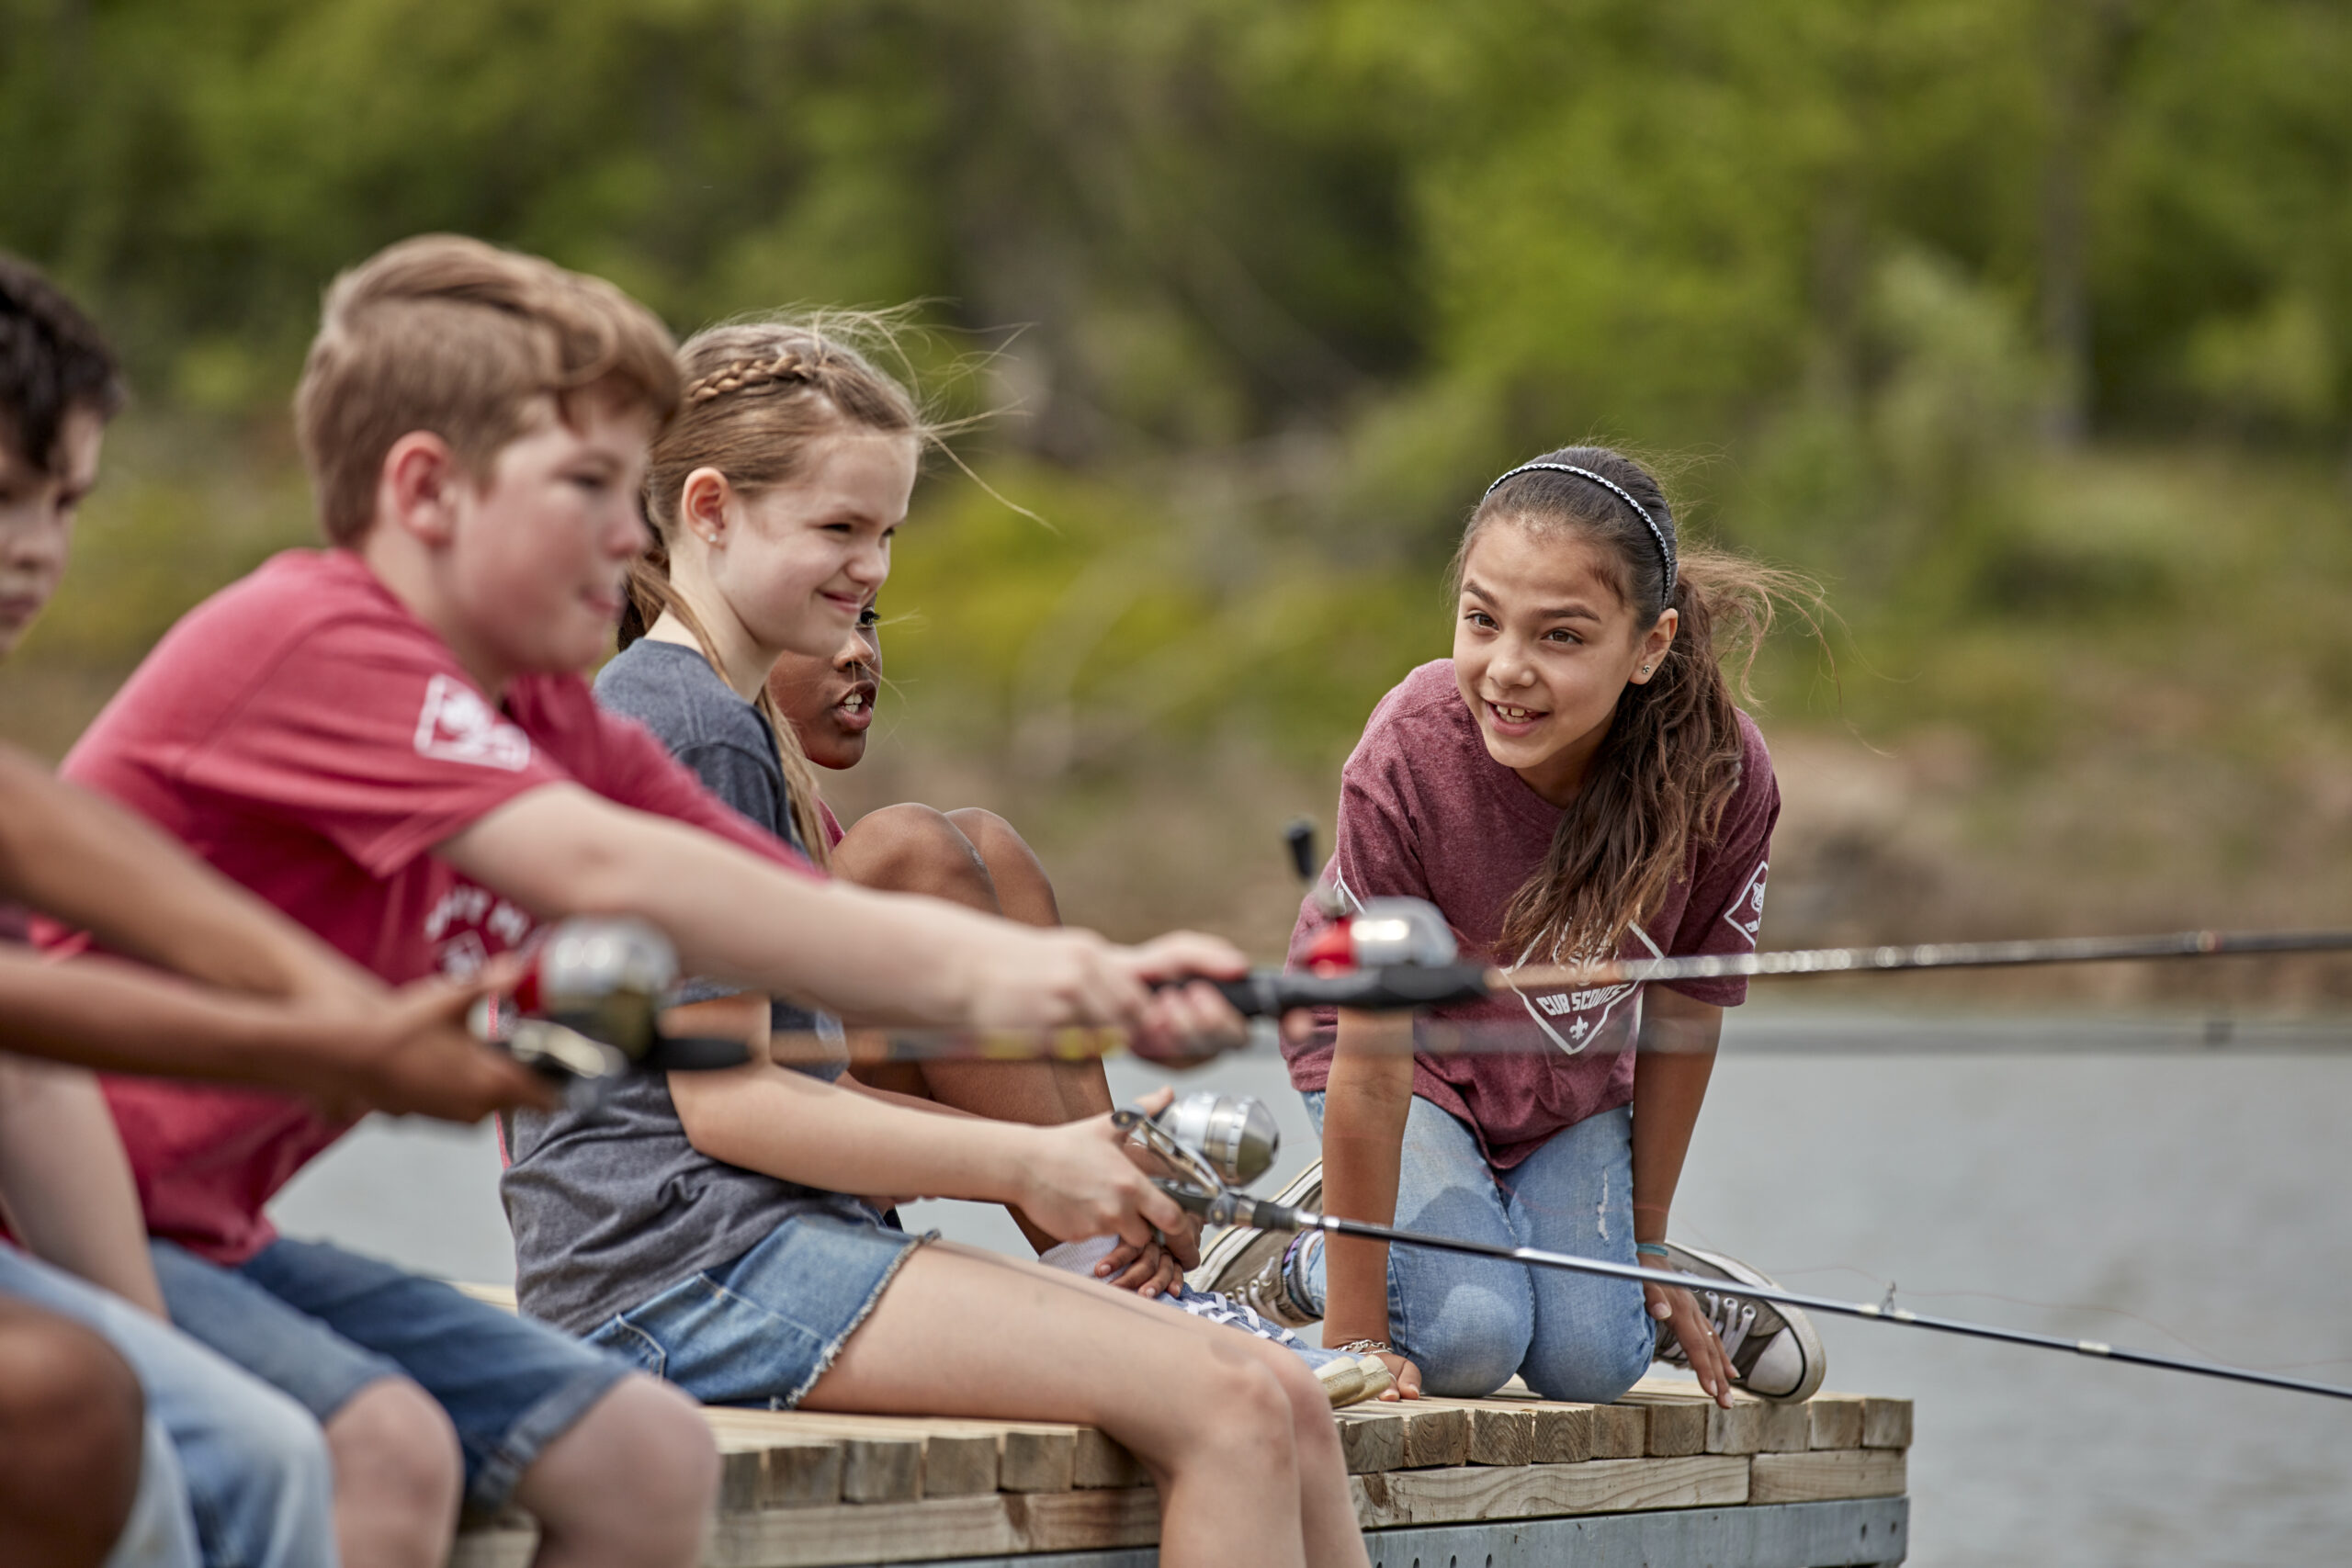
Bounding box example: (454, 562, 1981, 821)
(1301, 1094, 1657, 1403)
(0, 1247, 334, 1568)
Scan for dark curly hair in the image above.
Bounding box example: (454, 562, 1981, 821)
(0, 253, 126, 473)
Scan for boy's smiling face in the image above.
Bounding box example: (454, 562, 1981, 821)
(0, 405, 103, 658)
(407, 389, 656, 689)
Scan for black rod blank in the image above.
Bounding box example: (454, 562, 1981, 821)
(1172, 1190, 2352, 1404)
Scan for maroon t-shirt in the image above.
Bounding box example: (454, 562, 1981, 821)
(1283, 660, 1777, 1168)
(55, 548, 814, 1263)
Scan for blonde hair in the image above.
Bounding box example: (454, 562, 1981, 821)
(628, 314, 933, 865)
(296, 234, 681, 545)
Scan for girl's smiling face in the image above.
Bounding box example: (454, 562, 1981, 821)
(703, 428, 917, 662)
(1452, 521, 1678, 807)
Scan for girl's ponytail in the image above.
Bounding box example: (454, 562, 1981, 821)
(1463, 447, 1821, 962)
(623, 543, 836, 869)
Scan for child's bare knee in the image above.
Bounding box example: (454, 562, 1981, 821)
(836, 803, 995, 905)
(326, 1377, 462, 1520)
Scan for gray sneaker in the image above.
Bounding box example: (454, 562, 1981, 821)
(1649, 1241, 1827, 1403)
(1187, 1158, 1324, 1329)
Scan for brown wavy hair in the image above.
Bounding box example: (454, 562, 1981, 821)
(1456, 446, 1822, 962)
(623, 315, 933, 865)
(297, 234, 679, 545)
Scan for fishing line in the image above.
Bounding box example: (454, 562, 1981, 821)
(1168, 1186, 2352, 1404)
(1106, 1105, 2352, 1405)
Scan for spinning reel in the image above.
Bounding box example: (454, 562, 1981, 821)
(1181, 822, 1489, 1019)
(469, 917, 752, 1096)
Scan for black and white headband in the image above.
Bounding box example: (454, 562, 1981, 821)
(1482, 462, 1676, 604)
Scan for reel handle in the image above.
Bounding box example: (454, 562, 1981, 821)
(1158, 1182, 1308, 1234)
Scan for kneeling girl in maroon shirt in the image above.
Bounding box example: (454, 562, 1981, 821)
(1212, 446, 1826, 1411)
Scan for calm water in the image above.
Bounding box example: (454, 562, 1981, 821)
(270, 1012, 2352, 1565)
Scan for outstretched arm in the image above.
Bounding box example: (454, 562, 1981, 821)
(1320, 1009, 1421, 1398)
(0, 744, 357, 1001)
(1632, 985, 1736, 1405)
(441, 783, 1246, 1043)
(0, 745, 549, 1119)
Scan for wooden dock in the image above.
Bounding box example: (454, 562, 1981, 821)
(447, 1376, 1911, 1567)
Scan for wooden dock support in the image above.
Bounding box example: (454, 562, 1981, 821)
(450, 1377, 1912, 1568)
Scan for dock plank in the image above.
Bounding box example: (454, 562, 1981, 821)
(1706, 1398, 1764, 1454)
(1862, 1394, 1914, 1450)
(1334, 1408, 1406, 1473)
(1351, 1455, 1750, 1529)
(1396, 1404, 1469, 1468)
(1590, 1402, 1648, 1459)
(1071, 1429, 1147, 1489)
(1805, 1393, 1867, 1450)
(1618, 1391, 1708, 1457)
(1750, 1449, 1906, 1504)
(1756, 1398, 1811, 1453)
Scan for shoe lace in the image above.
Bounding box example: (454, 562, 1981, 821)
(1694, 1289, 1758, 1359)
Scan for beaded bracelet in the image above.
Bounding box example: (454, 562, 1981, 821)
(1335, 1338, 1395, 1356)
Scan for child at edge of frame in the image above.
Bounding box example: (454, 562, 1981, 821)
(0, 250, 552, 1568)
(1194, 445, 1835, 1415)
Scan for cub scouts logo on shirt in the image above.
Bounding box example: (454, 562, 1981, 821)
(1723, 861, 1769, 945)
(413, 675, 532, 772)
(1509, 925, 1659, 1055)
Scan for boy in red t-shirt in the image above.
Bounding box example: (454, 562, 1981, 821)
(62, 235, 1250, 1568)
(2, 249, 571, 1568)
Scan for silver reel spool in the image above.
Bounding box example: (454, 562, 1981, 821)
(1124, 1090, 1280, 1190)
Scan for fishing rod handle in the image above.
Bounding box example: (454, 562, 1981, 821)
(1196, 964, 1491, 1016)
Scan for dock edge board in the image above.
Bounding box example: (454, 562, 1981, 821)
(896, 1498, 1910, 1568)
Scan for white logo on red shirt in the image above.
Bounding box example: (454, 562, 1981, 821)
(413, 674, 531, 772)
(1723, 861, 1769, 946)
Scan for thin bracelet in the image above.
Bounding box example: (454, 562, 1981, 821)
(1336, 1338, 1395, 1356)
(1634, 1242, 1671, 1260)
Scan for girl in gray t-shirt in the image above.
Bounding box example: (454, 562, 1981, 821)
(499, 317, 1371, 1568)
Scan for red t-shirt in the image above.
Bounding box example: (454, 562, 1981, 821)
(57, 549, 813, 1263)
(1282, 660, 1777, 1168)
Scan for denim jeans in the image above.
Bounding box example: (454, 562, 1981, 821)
(1301, 1094, 1656, 1402)
(153, 1238, 631, 1513)
(587, 1209, 922, 1408)
(0, 1246, 332, 1568)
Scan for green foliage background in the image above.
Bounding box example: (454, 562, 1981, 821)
(6, 0, 2351, 982)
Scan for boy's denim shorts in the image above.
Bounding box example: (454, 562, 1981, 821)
(152, 1235, 634, 1511)
(585, 1208, 923, 1408)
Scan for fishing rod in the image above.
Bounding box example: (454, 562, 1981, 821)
(755, 826, 2352, 1063)
(1112, 1100, 2352, 1406)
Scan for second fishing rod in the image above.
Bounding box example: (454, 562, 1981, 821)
(1114, 1096, 2352, 1407)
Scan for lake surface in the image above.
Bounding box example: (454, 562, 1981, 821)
(269, 1011, 2352, 1565)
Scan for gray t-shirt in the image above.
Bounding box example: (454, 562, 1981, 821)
(501, 637, 873, 1335)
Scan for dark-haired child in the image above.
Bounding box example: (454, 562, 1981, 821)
(1, 251, 549, 1568)
(1199, 446, 1826, 1411)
